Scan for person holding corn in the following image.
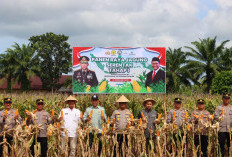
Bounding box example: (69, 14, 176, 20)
(58, 95, 81, 157)
(0, 98, 21, 157)
(137, 98, 160, 152)
(214, 93, 231, 157)
(83, 95, 106, 156)
(27, 99, 54, 157)
(166, 98, 188, 145)
(110, 95, 135, 157)
(190, 99, 211, 157)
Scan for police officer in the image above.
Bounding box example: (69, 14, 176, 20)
(138, 98, 159, 152)
(166, 98, 188, 149)
(190, 99, 211, 157)
(0, 98, 21, 157)
(110, 95, 134, 157)
(27, 99, 54, 157)
(214, 93, 231, 157)
(83, 95, 106, 156)
(73, 56, 98, 87)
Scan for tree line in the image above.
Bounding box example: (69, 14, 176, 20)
(166, 37, 232, 93)
(0, 33, 231, 93)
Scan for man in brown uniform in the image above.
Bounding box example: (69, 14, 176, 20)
(27, 99, 54, 157)
(110, 95, 134, 157)
(190, 99, 211, 157)
(166, 98, 188, 149)
(214, 93, 231, 157)
(0, 98, 21, 157)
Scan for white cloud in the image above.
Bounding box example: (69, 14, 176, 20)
(0, 0, 231, 52)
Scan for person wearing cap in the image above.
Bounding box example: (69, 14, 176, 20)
(73, 56, 98, 87)
(58, 95, 81, 157)
(190, 99, 211, 157)
(145, 57, 165, 87)
(83, 95, 106, 156)
(137, 98, 159, 152)
(27, 99, 54, 157)
(0, 98, 21, 157)
(166, 98, 188, 147)
(214, 93, 231, 157)
(110, 95, 134, 157)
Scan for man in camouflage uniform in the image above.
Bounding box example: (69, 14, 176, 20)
(138, 98, 159, 152)
(73, 56, 98, 87)
(190, 99, 211, 157)
(214, 93, 231, 157)
(166, 98, 188, 148)
(0, 98, 21, 157)
(110, 95, 134, 157)
(27, 99, 54, 157)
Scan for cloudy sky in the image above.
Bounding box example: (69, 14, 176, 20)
(0, 0, 232, 53)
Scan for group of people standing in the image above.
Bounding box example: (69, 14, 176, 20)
(0, 93, 231, 157)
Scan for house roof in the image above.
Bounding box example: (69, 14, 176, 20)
(0, 75, 71, 90)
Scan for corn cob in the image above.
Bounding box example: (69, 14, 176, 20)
(141, 112, 145, 119)
(139, 118, 142, 125)
(4, 110, 8, 116)
(107, 117, 110, 124)
(126, 122, 130, 129)
(61, 110, 63, 117)
(173, 111, 176, 119)
(48, 130, 52, 136)
(80, 112, 83, 119)
(158, 113, 162, 120)
(112, 118, 115, 123)
(89, 110, 93, 118)
(132, 80, 141, 92)
(25, 109, 31, 115)
(99, 81, 107, 92)
(147, 86, 151, 92)
(222, 109, 225, 115)
(130, 114, 134, 120)
(24, 118, 28, 125)
(193, 114, 198, 119)
(86, 86, 91, 92)
(101, 110, 104, 117)
(33, 109, 37, 114)
(51, 109, 54, 116)
(15, 109, 19, 116)
(200, 114, 203, 119)
(185, 112, 188, 118)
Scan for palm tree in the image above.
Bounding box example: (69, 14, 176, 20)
(11, 43, 41, 91)
(0, 50, 16, 92)
(166, 47, 191, 92)
(185, 37, 229, 93)
(216, 47, 232, 71)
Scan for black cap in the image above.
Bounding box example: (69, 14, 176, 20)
(91, 95, 99, 100)
(223, 93, 231, 99)
(152, 57, 160, 63)
(174, 98, 182, 103)
(79, 56, 89, 63)
(36, 99, 44, 104)
(197, 99, 205, 104)
(4, 98, 12, 103)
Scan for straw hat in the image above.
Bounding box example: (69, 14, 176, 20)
(65, 95, 77, 102)
(143, 98, 156, 106)
(116, 95, 130, 103)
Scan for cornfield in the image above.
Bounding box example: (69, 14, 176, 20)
(0, 92, 230, 156)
